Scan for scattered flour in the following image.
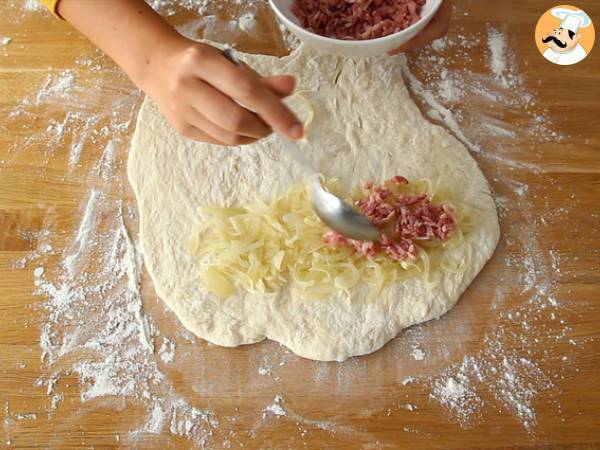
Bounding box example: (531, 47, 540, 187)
(238, 12, 257, 33)
(69, 141, 85, 167)
(259, 395, 360, 437)
(401, 63, 481, 155)
(487, 27, 508, 86)
(406, 28, 564, 156)
(431, 374, 483, 427)
(0, 36, 11, 46)
(24, 0, 44, 11)
(401, 376, 416, 385)
(34, 70, 76, 106)
(411, 346, 426, 361)
(14, 413, 37, 421)
(63, 189, 100, 277)
(483, 122, 517, 139)
(159, 337, 176, 364)
(258, 365, 272, 376)
(149, 0, 212, 16)
(263, 395, 286, 417)
(99, 140, 118, 180)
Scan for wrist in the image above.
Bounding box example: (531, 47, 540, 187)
(130, 30, 190, 93)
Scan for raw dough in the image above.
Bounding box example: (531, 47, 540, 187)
(128, 44, 499, 361)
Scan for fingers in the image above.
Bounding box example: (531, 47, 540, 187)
(388, 0, 453, 55)
(195, 50, 304, 140)
(186, 78, 271, 140)
(184, 106, 257, 146)
(262, 75, 296, 98)
(174, 123, 227, 145)
(166, 44, 303, 146)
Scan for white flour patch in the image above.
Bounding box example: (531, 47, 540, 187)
(99, 140, 118, 180)
(279, 22, 301, 50)
(176, 16, 218, 39)
(14, 413, 37, 421)
(401, 64, 481, 155)
(0, 36, 11, 46)
(49, 393, 64, 415)
(262, 395, 286, 417)
(411, 345, 426, 361)
(63, 189, 100, 277)
(142, 402, 166, 433)
(401, 376, 416, 385)
(24, 0, 45, 11)
(431, 374, 483, 427)
(258, 365, 272, 376)
(482, 121, 517, 139)
(238, 12, 257, 33)
(259, 395, 361, 437)
(4, 0, 50, 24)
(159, 337, 176, 364)
(158, 0, 261, 42)
(135, 396, 218, 445)
(35, 70, 76, 106)
(149, 0, 213, 17)
(487, 26, 508, 86)
(69, 141, 85, 167)
(68, 116, 101, 169)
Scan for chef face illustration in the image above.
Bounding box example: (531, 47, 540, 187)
(542, 26, 580, 52)
(536, 6, 594, 65)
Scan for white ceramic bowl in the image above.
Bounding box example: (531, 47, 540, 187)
(269, 0, 443, 57)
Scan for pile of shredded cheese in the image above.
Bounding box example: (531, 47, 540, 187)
(191, 178, 471, 300)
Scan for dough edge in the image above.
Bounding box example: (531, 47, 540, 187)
(127, 45, 500, 362)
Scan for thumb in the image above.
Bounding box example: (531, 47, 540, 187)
(261, 75, 296, 98)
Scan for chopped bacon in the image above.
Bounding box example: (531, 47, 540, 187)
(292, 0, 426, 41)
(324, 230, 377, 256)
(380, 234, 415, 261)
(392, 175, 409, 185)
(324, 176, 456, 262)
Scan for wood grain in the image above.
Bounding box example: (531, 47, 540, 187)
(0, 0, 599, 448)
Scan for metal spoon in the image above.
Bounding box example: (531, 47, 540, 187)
(221, 48, 381, 242)
(279, 138, 380, 241)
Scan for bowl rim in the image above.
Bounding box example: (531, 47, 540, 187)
(268, 0, 443, 46)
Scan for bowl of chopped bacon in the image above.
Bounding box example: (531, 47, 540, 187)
(269, 0, 443, 57)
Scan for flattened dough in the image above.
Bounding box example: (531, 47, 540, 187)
(128, 45, 499, 361)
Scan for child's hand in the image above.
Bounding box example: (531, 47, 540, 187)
(145, 41, 304, 145)
(56, 0, 303, 146)
(388, 0, 453, 55)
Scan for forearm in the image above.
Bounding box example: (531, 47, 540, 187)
(53, 0, 302, 144)
(57, 0, 184, 90)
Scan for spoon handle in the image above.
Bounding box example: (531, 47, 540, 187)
(279, 137, 319, 180)
(222, 48, 320, 185)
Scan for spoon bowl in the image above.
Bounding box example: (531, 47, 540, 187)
(311, 181, 381, 241)
(281, 139, 381, 242)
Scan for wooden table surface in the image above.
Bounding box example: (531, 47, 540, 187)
(1, 0, 599, 448)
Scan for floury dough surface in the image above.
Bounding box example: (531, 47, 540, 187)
(127, 44, 500, 361)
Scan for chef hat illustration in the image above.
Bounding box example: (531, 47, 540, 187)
(551, 8, 592, 34)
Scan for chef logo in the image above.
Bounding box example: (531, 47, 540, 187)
(535, 5, 594, 65)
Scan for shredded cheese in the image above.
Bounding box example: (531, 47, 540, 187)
(191, 179, 472, 300)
